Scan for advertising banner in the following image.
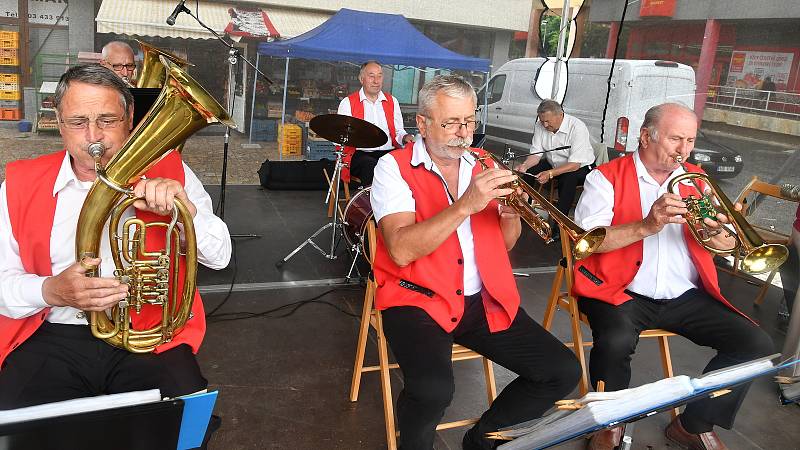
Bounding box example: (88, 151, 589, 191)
(726, 50, 794, 91)
(0, 0, 69, 26)
(640, 0, 677, 18)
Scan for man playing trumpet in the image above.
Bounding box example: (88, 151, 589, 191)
(573, 103, 773, 450)
(370, 75, 580, 450)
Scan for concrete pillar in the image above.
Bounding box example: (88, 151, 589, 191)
(694, 18, 720, 122)
(492, 31, 512, 71)
(605, 21, 620, 58)
(68, 0, 95, 54)
(525, 7, 543, 57)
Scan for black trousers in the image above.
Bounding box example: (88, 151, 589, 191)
(578, 289, 774, 432)
(0, 322, 207, 410)
(350, 149, 392, 186)
(526, 160, 591, 216)
(382, 294, 581, 450)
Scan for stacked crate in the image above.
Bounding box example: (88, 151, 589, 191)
(251, 118, 277, 142)
(306, 138, 337, 161)
(278, 123, 303, 156)
(0, 31, 20, 121)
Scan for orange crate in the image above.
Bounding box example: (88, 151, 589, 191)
(0, 56, 17, 66)
(0, 31, 18, 41)
(281, 141, 302, 156)
(0, 73, 18, 84)
(0, 90, 20, 100)
(0, 108, 20, 120)
(0, 48, 17, 58)
(0, 38, 18, 49)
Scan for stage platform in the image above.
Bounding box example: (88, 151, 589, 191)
(197, 185, 800, 450)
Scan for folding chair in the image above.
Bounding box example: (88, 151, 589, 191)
(541, 228, 678, 417)
(350, 221, 498, 450)
(729, 176, 799, 305)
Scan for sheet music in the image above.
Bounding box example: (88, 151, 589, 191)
(0, 389, 162, 425)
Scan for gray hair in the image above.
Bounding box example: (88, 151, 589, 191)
(537, 99, 563, 115)
(642, 102, 695, 141)
(417, 75, 477, 119)
(54, 65, 134, 117)
(359, 60, 382, 78)
(101, 41, 135, 60)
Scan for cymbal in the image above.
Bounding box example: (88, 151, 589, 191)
(309, 114, 388, 148)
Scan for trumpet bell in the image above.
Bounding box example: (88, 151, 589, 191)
(741, 244, 788, 275)
(574, 227, 607, 261)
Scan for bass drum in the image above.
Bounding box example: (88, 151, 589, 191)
(342, 187, 374, 255)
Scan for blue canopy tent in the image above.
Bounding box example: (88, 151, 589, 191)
(251, 8, 491, 155)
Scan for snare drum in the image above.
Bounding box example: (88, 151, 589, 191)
(342, 187, 374, 252)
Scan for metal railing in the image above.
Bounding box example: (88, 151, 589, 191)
(706, 84, 800, 119)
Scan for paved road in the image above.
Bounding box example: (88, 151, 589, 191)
(699, 132, 799, 234)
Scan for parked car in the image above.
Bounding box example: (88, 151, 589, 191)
(689, 136, 744, 179)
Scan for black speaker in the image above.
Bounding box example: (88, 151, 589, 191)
(257, 159, 336, 190)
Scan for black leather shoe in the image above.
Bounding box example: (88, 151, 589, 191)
(463, 425, 496, 450)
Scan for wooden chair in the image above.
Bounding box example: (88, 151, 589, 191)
(350, 221, 498, 450)
(542, 229, 679, 417)
(729, 176, 798, 305)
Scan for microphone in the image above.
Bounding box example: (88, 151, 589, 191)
(166, 0, 187, 26)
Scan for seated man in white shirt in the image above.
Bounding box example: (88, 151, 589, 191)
(572, 103, 773, 450)
(0, 65, 231, 413)
(516, 100, 595, 221)
(337, 60, 414, 186)
(100, 40, 137, 86)
(371, 75, 580, 450)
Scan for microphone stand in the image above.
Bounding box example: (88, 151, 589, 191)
(178, 5, 273, 239)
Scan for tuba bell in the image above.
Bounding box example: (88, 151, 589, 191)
(76, 55, 235, 353)
(668, 156, 788, 275)
(135, 39, 192, 89)
(470, 150, 606, 260)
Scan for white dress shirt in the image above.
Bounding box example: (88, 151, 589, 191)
(371, 139, 483, 295)
(0, 152, 232, 324)
(337, 88, 407, 151)
(574, 151, 699, 300)
(530, 113, 595, 168)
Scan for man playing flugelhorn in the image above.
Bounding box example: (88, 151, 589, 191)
(573, 103, 774, 450)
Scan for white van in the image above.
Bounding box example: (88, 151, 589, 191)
(477, 58, 697, 158)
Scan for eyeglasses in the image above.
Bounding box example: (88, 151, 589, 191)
(59, 116, 126, 130)
(440, 120, 478, 132)
(110, 63, 136, 71)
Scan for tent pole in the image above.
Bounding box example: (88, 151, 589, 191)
(280, 57, 290, 161)
(249, 52, 260, 144)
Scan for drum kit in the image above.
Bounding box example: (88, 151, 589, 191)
(275, 114, 385, 278)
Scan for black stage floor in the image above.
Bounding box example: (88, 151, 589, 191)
(197, 186, 800, 450)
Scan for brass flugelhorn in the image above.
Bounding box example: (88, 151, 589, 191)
(668, 156, 788, 275)
(76, 55, 235, 353)
(470, 150, 606, 260)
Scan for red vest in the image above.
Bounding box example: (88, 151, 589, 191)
(571, 154, 749, 320)
(0, 150, 205, 368)
(341, 90, 401, 182)
(372, 145, 520, 332)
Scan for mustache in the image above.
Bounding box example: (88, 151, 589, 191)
(447, 137, 472, 149)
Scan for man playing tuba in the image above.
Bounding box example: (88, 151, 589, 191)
(0, 65, 231, 410)
(573, 103, 773, 450)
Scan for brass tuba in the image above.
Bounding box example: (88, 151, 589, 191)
(470, 151, 606, 260)
(135, 39, 192, 89)
(668, 156, 788, 275)
(76, 55, 235, 353)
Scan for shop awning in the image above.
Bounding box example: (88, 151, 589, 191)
(96, 0, 329, 40)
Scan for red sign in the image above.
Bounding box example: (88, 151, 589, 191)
(224, 8, 279, 39)
(640, 0, 677, 18)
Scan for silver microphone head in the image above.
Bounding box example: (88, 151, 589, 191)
(88, 142, 106, 158)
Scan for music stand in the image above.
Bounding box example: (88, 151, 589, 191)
(0, 399, 184, 450)
(276, 114, 387, 272)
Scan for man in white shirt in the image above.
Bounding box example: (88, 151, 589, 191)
(573, 103, 773, 450)
(517, 100, 595, 220)
(337, 60, 414, 185)
(0, 65, 231, 411)
(371, 75, 579, 450)
(100, 41, 137, 86)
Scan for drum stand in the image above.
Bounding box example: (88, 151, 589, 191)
(276, 149, 349, 268)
